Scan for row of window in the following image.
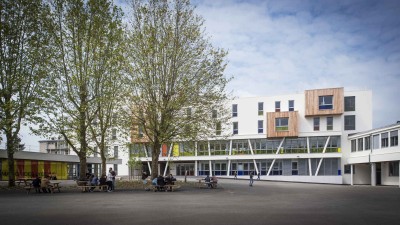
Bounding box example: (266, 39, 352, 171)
(344, 162, 399, 177)
(233, 100, 295, 118)
(351, 130, 399, 152)
(232, 96, 356, 117)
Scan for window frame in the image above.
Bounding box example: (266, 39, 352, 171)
(327, 117, 333, 131)
(390, 130, 398, 147)
(344, 115, 356, 130)
(313, 117, 320, 131)
(275, 117, 288, 131)
(232, 104, 238, 117)
(319, 95, 333, 110)
(288, 100, 294, 111)
(258, 102, 264, 116)
(233, 122, 238, 135)
(258, 120, 263, 134)
(344, 96, 356, 111)
(275, 101, 280, 112)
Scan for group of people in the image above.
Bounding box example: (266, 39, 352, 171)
(204, 174, 218, 188)
(141, 172, 176, 191)
(86, 167, 116, 192)
(31, 175, 53, 193)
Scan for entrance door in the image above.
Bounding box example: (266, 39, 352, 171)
(238, 163, 244, 175)
(376, 163, 381, 185)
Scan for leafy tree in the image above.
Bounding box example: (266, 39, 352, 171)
(39, 0, 126, 180)
(0, 0, 52, 187)
(128, 0, 231, 179)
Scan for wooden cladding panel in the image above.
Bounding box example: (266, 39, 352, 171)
(267, 111, 298, 138)
(130, 124, 149, 143)
(305, 87, 344, 116)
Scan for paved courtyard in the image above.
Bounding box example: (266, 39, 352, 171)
(0, 178, 399, 225)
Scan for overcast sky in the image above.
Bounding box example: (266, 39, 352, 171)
(5, 0, 400, 151)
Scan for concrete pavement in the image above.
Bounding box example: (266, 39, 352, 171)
(0, 178, 399, 225)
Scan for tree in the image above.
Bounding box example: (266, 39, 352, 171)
(39, 0, 126, 180)
(0, 0, 52, 187)
(128, 0, 231, 179)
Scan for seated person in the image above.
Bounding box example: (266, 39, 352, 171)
(156, 175, 165, 191)
(204, 175, 212, 188)
(99, 174, 107, 191)
(32, 176, 41, 193)
(40, 176, 52, 193)
(89, 174, 98, 192)
(211, 175, 218, 188)
(152, 177, 158, 186)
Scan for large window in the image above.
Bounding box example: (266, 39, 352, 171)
(344, 96, 356, 111)
(275, 118, 288, 131)
(233, 122, 238, 135)
(357, 138, 363, 151)
(292, 161, 298, 175)
(289, 100, 294, 111)
(319, 95, 333, 110)
(381, 132, 389, 148)
(327, 117, 333, 131)
(212, 109, 218, 119)
(114, 146, 118, 158)
(344, 165, 355, 174)
(389, 162, 399, 176)
(258, 120, 263, 134)
(232, 104, 238, 117)
(313, 117, 320, 131)
(373, 134, 380, 149)
(258, 102, 264, 116)
(275, 101, 280, 112)
(390, 130, 398, 147)
(364, 136, 371, 150)
(344, 115, 356, 130)
(351, 140, 356, 152)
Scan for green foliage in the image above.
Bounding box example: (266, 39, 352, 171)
(0, 0, 53, 187)
(128, 0, 232, 178)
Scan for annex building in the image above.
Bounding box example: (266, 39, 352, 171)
(131, 87, 398, 187)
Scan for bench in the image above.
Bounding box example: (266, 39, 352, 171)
(152, 184, 181, 192)
(77, 185, 108, 192)
(24, 185, 61, 194)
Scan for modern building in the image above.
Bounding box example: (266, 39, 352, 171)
(347, 122, 400, 186)
(39, 138, 71, 155)
(130, 87, 383, 185)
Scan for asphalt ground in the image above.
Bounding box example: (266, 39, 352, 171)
(0, 178, 399, 225)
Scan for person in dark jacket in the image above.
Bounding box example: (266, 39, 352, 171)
(156, 175, 165, 191)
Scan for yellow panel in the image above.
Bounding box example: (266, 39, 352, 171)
(338, 148, 341, 153)
(38, 161, 45, 177)
(24, 160, 32, 177)
(51, 162, 57, 176)
(2, 160, 8, 181)
(173, 144, 179, 156)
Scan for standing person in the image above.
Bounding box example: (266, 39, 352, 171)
(234, 171, 237, 180)
(142, 171, 149, 190)
(107, 168, 114, 192)
(108, 167, 116, 191)
(257, 172, 260, 180)
(249, 172, 254, 187)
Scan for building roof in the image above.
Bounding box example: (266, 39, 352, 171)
(348, 122, 400, 138)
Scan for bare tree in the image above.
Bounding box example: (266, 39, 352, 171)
(128, 0, 231, 179)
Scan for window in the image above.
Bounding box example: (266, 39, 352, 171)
(292, 161, 298, 175)
(319, 95, 333, 110)
(357, 138, 363, 151)
(258, 120, 263, 134)
(344, 115, 356, 130)
(390, 130, 398, 147)
(216, 122, 221, 135)
(186, 108, 192, 118)
(112, 129, 117, 140)
(372, 134, 380, 149)
(232, 104, 238, 117)
(288, 100, 294, 111)
(351, 140, 356, 152)
(114, 146, 118, 158)
(93, 147, 98, 157)
(275, 118, 288, 131)
(138, 125, 143, 138)
(344, 165, 355, 174)
(212, 109, 217, 119)
(327, 117, 333, 131)
(257, 102, 264, 116)
(233, 122, 238, 134)
(381, 132, 389, 148)
(344, 96, 355, 111)
(275, 101, 280, 112)
(389, 162, 399, 176)
(313, 117, 320, 131)
(364, 136, 371, 150)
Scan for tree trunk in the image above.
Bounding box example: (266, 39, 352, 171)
(6, 132, 16, 187)
(101, 138, 107, 176)
(78, 153, 87, 181)
(151, 141, 161, 179)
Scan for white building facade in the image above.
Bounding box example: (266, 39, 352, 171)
(133, 87, 378, 185)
